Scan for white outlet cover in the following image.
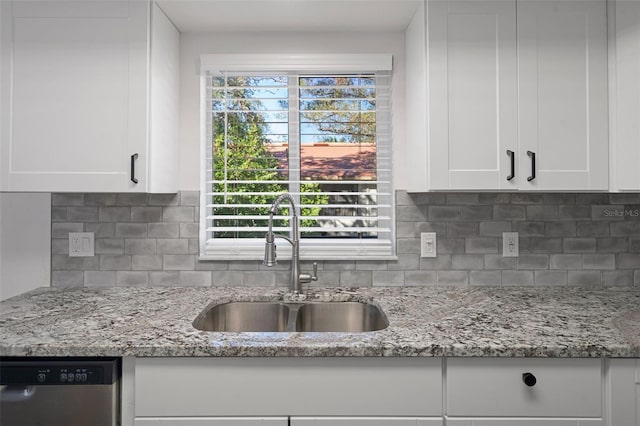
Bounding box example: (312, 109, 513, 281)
(420, 232, 437, 258)
(69, 232, 95, 257)
(502, 232, 519, 257)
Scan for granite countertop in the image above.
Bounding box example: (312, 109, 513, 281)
(0, 286, 639, 357)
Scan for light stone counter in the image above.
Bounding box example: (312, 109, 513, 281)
(0, 286, 638, 357)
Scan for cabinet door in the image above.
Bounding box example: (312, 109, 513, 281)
(611, 0, 640, 191)
(427, 0, 517, 190)
(446, 420, 603, 426)
(0, 1, 147, 192)
(291, 418, 442, 426)
(518, 0, 608, 191)
(135, 418, 288, 426)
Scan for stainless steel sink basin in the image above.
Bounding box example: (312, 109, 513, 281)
(295, 302, 389, 332)
(193, 301, 389, 332)
(192, 302, 289, 332)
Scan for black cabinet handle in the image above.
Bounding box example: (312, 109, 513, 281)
(522, 372, 537, 387)
(130, 153, 139, 184)
(526, 151, 536, 182)
(506, 150, 515, 181)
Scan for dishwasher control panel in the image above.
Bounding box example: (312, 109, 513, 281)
(0, 358, 118, 385)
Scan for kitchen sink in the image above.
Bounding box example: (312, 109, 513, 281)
(193, 301, 389, 333)
(192, 302, 290, 332)
(295, 302, 389, 332)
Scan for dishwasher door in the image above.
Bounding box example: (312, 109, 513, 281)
(0, 357, 119, 426)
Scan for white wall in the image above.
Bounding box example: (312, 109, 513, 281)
(178, 30, 407, 190)
(0, 193, 51, 300)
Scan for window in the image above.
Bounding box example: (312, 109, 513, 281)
(199, 54, 394, 260)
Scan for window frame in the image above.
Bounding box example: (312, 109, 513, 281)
(199, 54, 396, 261)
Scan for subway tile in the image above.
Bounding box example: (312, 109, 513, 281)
(404, 270, 437, 286)
(563, 238, 597, 253)
(131, 207, 163, 222)
(115, 223, 148, 238)
(396, 221, 417, 238)
(583, 254, 616, 270)
(602, 271, 634, 287)
(84, 271, 116, 287)
(65, 256, 100, 271)
(493, 205, 525, 221)
(84, 194, 117, 206)
(228, 261, 260, 271)
(355, 261, 388, 271)
(116, 271, 149, 286)
(460, 206, 493, 221)
(211, 271, 244, 286)
(616, 254, 640, 269)
(51, 207, 67, 222)
(163, 206, 195, 222)
(416, 222, 448, 234)
(526, 205, 558, 220)
(609, 193, 640, 204)
(372, 271, 405, 286)
(157, 239, 189, 255)
(576, 194, 609, 205)
(446, 193, 479, 205)
(597, 238, 629, 253)
(592, 205, 625, 221)
(180, 191, 200, 206)
(148, 193, 179, 206)
(635, 271, 640, 286)
(610, 222, 640, 236)
(95, 239, 124, 255)
(51, 255, 68, 271)
(124, 239, 157, 255)
(163, 255, 195, 270)
(429, 206, 461, 221)
(479, 222, 512, 237)
(515, 221, 545, 237)
(484, 255, 517, 270)
(180, 271, 212, 287)
(447, 222, 479, 238)
(568, 271, 601, 287)
(149, 271, 180, 286)
(388, 254, 420, 271)
(189, 239, 199, 255)
(339, 271, 373, 287)
(397, 238, 420, 254)
(437, 271, 468, 286)
(195, 261, 229, 271)
(116, 193, 148, 206)
(52, 223, 83, 238)
(420, 254, 452, 270)
(398, 192, 446, 206)
(180, 223, 199, 239)
(542, 194, 575, 205)
(465, 238, 498, 254)
(437, 238, 465, 254)
(451, 254, 484, 270)
(558, 205, 591, 220)
(132, 255, 163, 271)
(52, 193, 83, 206)
(631, 238, 640, 253)
(99, 207, 131, 222)
(52, 239, 69, 255)
(85, 223, 115, 238)
(397, 204, 427, 221)
(100, 255, 131, 271)
(479, 193, 511, 204)
(517, 254, 549, 270)
(534, 270, 567, 286)
(148, 223, 180, 238)
(577, 222, 610, 237)
(511, 193, 544, 204)
(550, 254, 583, 270)
(470, 270, 501, 286)
(51, 271, 84, 287)
(544, 222, 576, 237)
(501, 270, 534, 286)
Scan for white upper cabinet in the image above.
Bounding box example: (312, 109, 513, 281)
(610, 0, 640, 191)
(0, 1, 179, 193)
(518, 0, 608, 191)
(406, 0, 608, 192)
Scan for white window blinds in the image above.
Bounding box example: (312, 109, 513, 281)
(200, 55, 394, 260)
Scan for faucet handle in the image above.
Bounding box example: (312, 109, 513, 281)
(311, 262, 318, 281)
(299, 262, 319, 284)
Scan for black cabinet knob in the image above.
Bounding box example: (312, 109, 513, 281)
(522, 372, 537, 387)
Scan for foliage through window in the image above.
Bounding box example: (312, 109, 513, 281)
(201, 55, 393, 259)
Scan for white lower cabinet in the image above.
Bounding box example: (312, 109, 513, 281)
(607, 359, 640, 426)
(291, 418, 442, 426)
(135, 419, 288, 426)
(446, 421, 603, 426)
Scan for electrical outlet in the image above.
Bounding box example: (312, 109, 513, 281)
(420, 232, 437, 258)
(502, 232, 519, 257)
(69, 232, 94, 257)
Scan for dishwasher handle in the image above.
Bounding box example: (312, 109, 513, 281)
(0, 386, 37, 402)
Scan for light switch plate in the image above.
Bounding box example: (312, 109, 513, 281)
(69, 232, 94, 257)
(502, 232, 519, 257)
(420, 232, 437, 258)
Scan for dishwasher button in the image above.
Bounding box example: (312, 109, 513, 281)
(60, 373, 67, 382)
(67, 373, 75, 382)
(80, 373, 88, 382)
(37, 373, 46, 383)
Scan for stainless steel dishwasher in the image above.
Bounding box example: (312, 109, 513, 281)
(0, 357, 120, 426)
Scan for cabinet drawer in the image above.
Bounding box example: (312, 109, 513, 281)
(135, 358, 442, 417)
(446, 358, 602, 417)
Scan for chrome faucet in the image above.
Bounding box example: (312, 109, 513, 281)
(263, 193, 318, 293)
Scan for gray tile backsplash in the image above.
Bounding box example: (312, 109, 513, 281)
(51, 191, 640, 288)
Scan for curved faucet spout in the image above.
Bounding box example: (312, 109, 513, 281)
(263, 193, 317, 293)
